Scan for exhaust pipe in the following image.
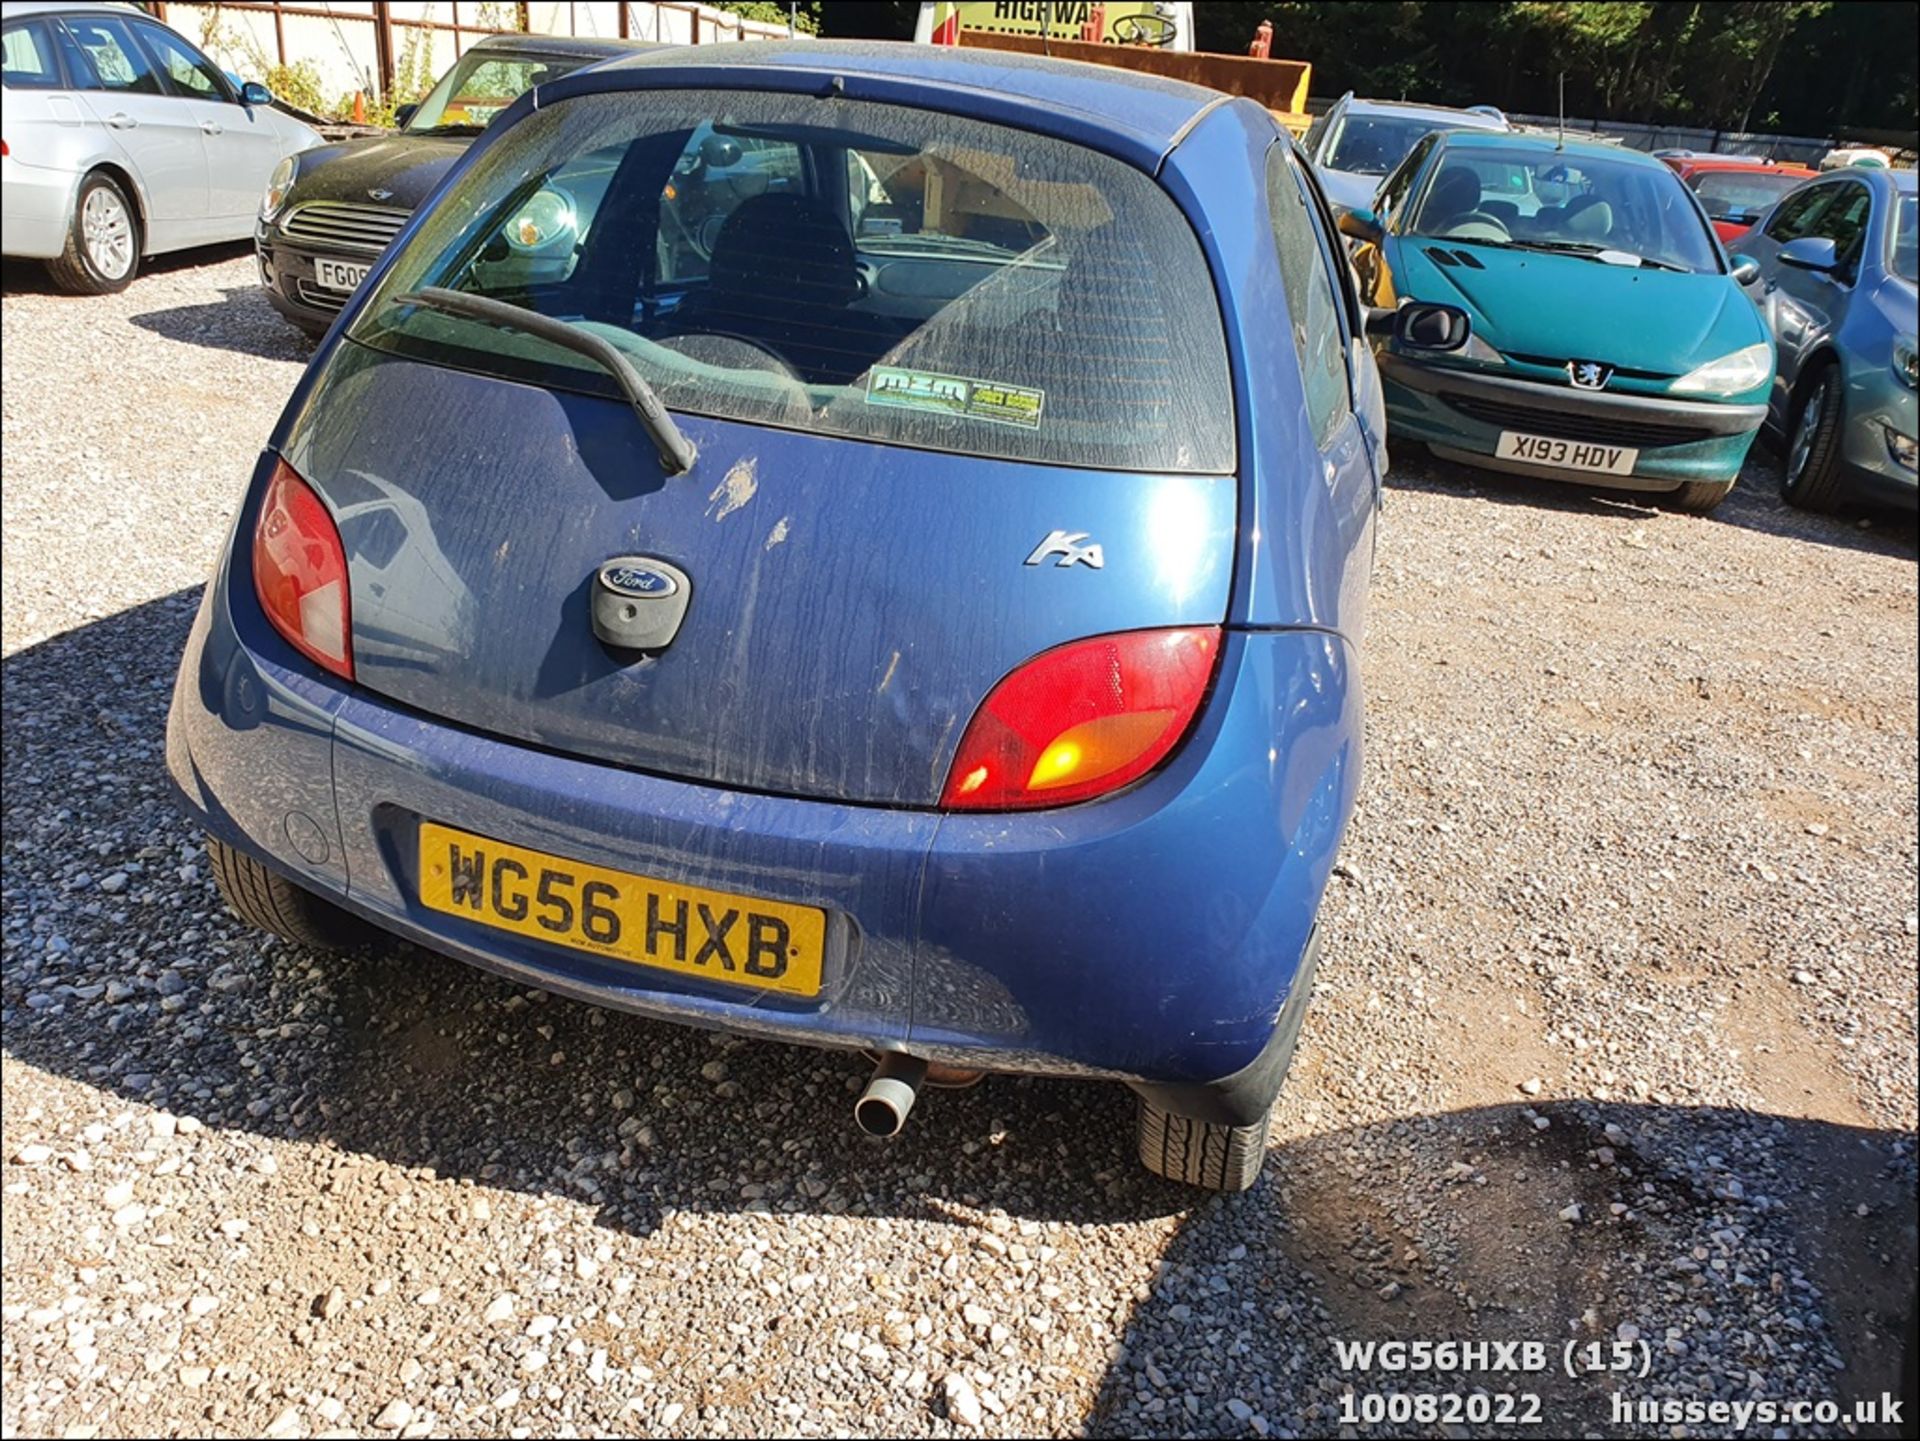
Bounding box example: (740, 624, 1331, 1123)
(855, 1052, 928, 1137)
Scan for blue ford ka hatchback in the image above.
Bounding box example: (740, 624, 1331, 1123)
(167, 42, 1431, 1190)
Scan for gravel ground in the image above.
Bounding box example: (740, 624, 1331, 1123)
(4, 249, 1917, 1440)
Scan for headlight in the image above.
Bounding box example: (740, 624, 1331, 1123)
(1671, 342, 1772, 396)
(260, 155, 296, 221)
(504, 188, 576, 252)
(1458, 331, 1504, 366)
(1894, 336, 1918, 390)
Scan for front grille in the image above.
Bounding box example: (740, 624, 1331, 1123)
(1506, 352, 1676, 381)
(280, 200, 410, 253)
(1443, 393, 1712, 448)
(294, 279, 349, 313)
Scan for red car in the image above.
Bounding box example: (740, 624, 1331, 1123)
(1661, 154, 1817, 244)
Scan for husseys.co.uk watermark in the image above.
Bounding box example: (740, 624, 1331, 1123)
(1609, 1392, 1906, 1432)
(1331, 1336, 1905, 1431)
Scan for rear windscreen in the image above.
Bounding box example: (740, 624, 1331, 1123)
(348, 88, 1234, 473)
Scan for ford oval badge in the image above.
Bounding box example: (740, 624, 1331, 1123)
(592, 556, 691, 651)
(600, 562, 678, 598)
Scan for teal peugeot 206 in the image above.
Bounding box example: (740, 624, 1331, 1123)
(1340, 130, 1773, 512)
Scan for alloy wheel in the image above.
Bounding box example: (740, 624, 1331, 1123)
(82, 187, 135, 281)
(1786, 377, 1826, 486)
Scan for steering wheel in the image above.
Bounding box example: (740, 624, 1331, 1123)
(1113, 12, 1177, 45)
(1441, 212, 1512, 242)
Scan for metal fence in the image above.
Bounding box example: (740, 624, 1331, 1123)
(1502, 114, 1835, 166)
(154, 1, 803, 114)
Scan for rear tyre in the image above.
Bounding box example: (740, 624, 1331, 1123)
(47, 171, 140, 295)
(206, 837, 362, 950)
(1666, 479, 1736, 513)
(1781, 365, 1848, 512)
(1135, 1095, 1273, 1192)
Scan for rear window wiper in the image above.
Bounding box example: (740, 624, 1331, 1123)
(392, 287, 696, 475)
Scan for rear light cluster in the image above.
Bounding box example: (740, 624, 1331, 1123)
(252, 458, 353, 681)
(940, 627, 1220, 811)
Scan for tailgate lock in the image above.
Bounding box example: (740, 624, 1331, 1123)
(593, 557, 691, 652)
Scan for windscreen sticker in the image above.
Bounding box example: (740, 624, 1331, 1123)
(866, 366, 1045, 429)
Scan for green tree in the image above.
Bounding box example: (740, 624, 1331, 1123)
(710, 1, 822, 34)
(1211, 1, 1900, 133)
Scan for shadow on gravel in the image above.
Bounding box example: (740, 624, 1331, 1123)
(6, 595, 1915, 1437)
(1, 241, 255, 298)
(1090, 1101, 1916, 1438)
(1391, 448, 1918, 561)
(127, 287, 315, 363)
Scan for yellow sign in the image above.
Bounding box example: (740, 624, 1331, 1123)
(928, 2, 1178, 47)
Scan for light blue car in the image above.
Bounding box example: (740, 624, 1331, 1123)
(1729, 166, 1919, 513)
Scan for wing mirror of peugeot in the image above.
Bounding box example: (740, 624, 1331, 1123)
(240, 80, 273, 107)
(1365, 301, 1473, 352)
(1338, 206, 1384, 244)
(1730, 254, 1762, 286)
(394, 102, 419, 129)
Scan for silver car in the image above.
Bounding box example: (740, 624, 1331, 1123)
(1304, 93, 1509, 215)
(1731, 166, 1918, 512)
(2, 1, 318, 292)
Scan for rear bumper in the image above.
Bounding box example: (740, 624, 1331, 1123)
(167, 466, 1360, 1115)
(1382, 353, 1766, 489)
(2, 159, 78, 260)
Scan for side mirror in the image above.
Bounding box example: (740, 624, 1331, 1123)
(1338, 206, 1384, 244)
(1729, 254, 1762, 286)
(393, 102, 418, 129)
(1366, 301, 1473, 352)
(1777, 236, 1839, 273)
(240, 80, 273, 107)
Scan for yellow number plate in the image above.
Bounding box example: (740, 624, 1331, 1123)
(417, 821, 825, 997)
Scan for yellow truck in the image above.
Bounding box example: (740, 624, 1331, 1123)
(913, 3, 1314, 138)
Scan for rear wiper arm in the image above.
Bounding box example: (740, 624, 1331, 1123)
(394, 287, 695, 475)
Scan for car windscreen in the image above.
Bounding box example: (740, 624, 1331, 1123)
(1408, 147, 1721, 273)
(1324, 114, 1441, 177)
(404, 50, 596, 134)
(1688, 169, 1806, 224)
(349, 88, 1234, 474)
(1891, 192, 1917, 283)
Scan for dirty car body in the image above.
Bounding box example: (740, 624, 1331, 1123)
(254, 32, 659, 334)
(168, 42, 1389, 1188)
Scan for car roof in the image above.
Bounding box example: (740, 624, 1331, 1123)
(586, 40, 1223, 161)
(1798, 165, 1916, 193)
(468, 32, 664, 59)
(1338, 96, 1509, 129)
(1673, 156, 1813, 175)
(1435, 128, 1668, 168)
(2, 1, 145, 17)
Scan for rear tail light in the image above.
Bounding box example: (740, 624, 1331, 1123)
(252, 458, 353, 681)
(940, 627, 1221, 811)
